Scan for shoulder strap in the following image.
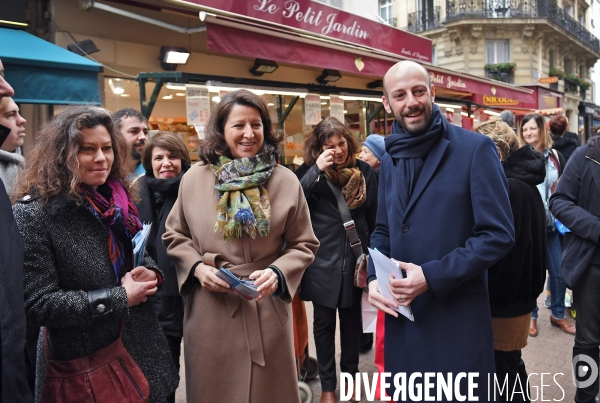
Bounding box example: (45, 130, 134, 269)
(548, 149, 562, 176)
(326, 181, 364, 260)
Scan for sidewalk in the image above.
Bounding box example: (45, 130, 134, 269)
(175, 291, 578, 402)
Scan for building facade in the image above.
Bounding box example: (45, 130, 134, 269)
(395, 0, 600, 141)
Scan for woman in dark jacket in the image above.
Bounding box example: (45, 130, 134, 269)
(12, 106, 178, 403)
(135, 132, 190, 403)
(475, 118, 547, 402)
(296, 116, 378, 403)
(550, 136, 600, 403)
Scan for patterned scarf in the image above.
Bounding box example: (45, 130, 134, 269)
(211, 154, 276, 242)
(324, 154, 367, 210)
(78, 177, 143, 283)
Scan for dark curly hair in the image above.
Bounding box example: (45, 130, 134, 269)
(13, 105, 129, 204)
(198, 90, 282, 164)
(303, 116, 360, 166)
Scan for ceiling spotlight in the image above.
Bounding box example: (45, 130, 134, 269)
(212, 95, 221, 103)
(67, 39, 100, 56)
(317, 69, 342, 85)
(250, 59, 279, 76)
(162, 94, 173, 100)
(108, 79, 124, 95)
(160, 46, 190, 71)
(367, 79, 384, 89)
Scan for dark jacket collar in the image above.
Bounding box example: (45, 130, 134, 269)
(586, 136, 600, 163)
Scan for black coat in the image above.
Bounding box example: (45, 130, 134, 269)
(0, 180, 32, 403)
(13, 192, 179, 403)
(552, 131, 579, 163)
(296, 160, 378, 308)
(550, 138, 600, 288)
(489, 145, 547, 317)
(135, 174, 185, 337)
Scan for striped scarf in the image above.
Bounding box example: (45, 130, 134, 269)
(79, 177, 143, 283)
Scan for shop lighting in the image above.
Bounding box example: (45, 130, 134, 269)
(435, 103, 462, 109)
(339, 95, 383, 103)
(166, 83, 187, 91)
(162, 94, 173, 100)
(484, 110, 501, 116)
(175, 93, 185, 96)
(249, 59, 279, 76)
(367, 80, 384, 89)
(317, 69, 342, 85)
(461, 112, 469, 117)
(212, 96, 221, 103)
(205, 81, 308, 98)
(108, 79, 125, 95)
(446, 108, 454, 113)
(159, 46, 190, 71)
(67, 39, 100, 56)
(120, 94, 130, 97)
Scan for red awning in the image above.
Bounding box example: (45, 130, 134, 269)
(205, 21, 536, 107)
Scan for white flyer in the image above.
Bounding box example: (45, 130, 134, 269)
(368, 248, 414, 321)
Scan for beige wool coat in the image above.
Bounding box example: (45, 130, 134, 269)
(163, 162, 319, 403)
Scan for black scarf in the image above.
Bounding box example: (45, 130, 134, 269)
(385, 104, 445, 210)
(502, 145, 546, 187)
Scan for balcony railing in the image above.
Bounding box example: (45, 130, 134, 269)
(446, 0, 600, 53)
(407, 7, 442, 33)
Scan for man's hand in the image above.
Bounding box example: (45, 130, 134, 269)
(368, 280, 399, 318)
(387, 261, 429, 306)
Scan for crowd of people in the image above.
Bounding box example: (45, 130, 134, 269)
(0, 56, 598, 403)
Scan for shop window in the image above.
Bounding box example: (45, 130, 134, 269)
(486, 40, 510, 64)
(379, 0, 393, 24)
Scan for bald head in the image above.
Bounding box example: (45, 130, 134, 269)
(383, 61, 431, 98)
(381, 60, 436, 135)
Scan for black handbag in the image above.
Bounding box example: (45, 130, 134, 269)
(326, 181, 368, 288)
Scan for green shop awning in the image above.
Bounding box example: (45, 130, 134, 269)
(0, 28, 102, 105)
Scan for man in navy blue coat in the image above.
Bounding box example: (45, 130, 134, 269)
(367, 61, 515, 402)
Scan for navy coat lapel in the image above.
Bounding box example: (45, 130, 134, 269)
(404, 136, 449, 217)
(586, 156, 600, 198)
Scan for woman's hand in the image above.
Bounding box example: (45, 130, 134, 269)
(316, 149, 335, 172)
(249, 268, 278, 301)
(129, 266, 157, 282)
(194, 263, 232, 293)
(121, 272, 158, 307)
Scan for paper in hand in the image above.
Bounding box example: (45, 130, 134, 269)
(132, 223, 152, 267)
(368, 248, 414, 321)
(216, 268, 260, 300)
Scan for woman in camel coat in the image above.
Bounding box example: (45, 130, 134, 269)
(163, 90, 319, 403)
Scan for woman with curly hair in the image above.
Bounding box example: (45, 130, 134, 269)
(475, 117, 547, 402)
(12, 105, 178, 402)
(296, 116, 378, 403)
(163, 89, 319, 402)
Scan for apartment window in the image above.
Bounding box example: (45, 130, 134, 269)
(486, 40, 510, 63)
(380, 0, 392, 22)
(564, 59, 573, 74)
(549, 50, 555, 69)
(432, 45, 437, 65)
(580, 64, 585, 79)
(312, 0, 344, 9)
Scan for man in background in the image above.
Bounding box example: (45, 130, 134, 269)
(0, 58, 33, 403)
(0, 97, 26, 195)
(112, 108, 149, 180)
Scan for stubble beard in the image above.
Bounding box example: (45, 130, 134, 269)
(393, 103, 434, 135)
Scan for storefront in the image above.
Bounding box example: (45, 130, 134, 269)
(578, 102, 600, 142)
(48, 0, 535, 165)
